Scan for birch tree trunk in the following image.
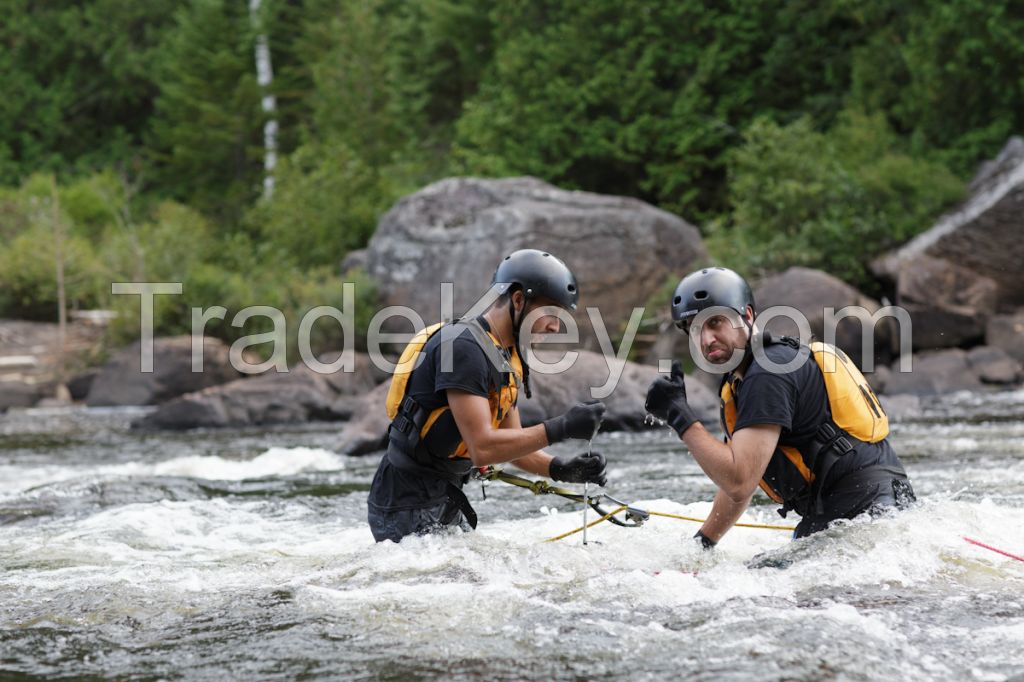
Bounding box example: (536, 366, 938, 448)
(249, 0, 278, 200)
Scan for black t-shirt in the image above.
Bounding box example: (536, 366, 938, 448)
(368, 319, 514, 512)
(730, 341, 903, 503)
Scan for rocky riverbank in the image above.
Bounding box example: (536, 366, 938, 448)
(4, 138, 1024, 453)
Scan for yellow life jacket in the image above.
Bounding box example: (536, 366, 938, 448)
(720, 339, 888, 506)
(385, 318, 523, 462)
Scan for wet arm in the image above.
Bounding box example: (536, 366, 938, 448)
(681, 422, 780, 503)
(500, 406, 554, 477)
(699, 488, 754, 543)
(448, 389, 550, 467)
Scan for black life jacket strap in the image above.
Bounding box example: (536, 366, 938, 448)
(384, 439, 478, 529)
(778, 420, 856, 518)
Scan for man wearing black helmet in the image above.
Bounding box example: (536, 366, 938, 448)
(645, 267, 914, 544)
(368, 249, 608, 543)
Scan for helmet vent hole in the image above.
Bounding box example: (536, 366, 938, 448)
(673, 295, 682, 305)
(567, 284, 576, 293)
(694, 290, 708, 300)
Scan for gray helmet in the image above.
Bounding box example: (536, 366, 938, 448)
(491, 249, 579, 311)
(671, 267, 754, 333)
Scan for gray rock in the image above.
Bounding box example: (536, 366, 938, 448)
(874, 137, 1024, 312)
(134, 352, 389, 430)
(0, 382, 44, 410)
(884, 349, 984, 395)
(966, 345, 1023, 384)
(363, 177, 707, 349)
(901, 303, 986, 351)
(66, 370, 98, 402)
(337, 383, 392, 456)
(879, 393, 922, 421)
(865, 365, 892, 395)
(87, 336, 240, 407)
(754, 267, 897, 368)
(986, 310, 1024, 364)
(134, 372, 340, 430)
(517, 349, 718, 431)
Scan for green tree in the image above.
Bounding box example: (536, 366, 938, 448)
(247, 140, 391, 268)
(850, 0, 1024, 174)
(454, 0, 884, 221)
(0, 0, 180, 184)
(147, 0, 265, 220)
(708, 111, 963, 290)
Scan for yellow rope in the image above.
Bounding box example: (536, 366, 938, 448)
(544, 507, 795, 543)
(544, 506, 627, 543)
(645, 510, 795, 532)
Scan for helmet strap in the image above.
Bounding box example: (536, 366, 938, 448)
(510, 293, 532, 399)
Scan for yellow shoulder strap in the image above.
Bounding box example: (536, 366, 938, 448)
(385, 322, 445, 420)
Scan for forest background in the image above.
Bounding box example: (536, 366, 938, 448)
(2, 0, 1020, 357)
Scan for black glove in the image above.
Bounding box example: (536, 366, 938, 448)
(644, 361, 699, 438)
(694, 530, 717, 550)
(543, 401, 606, 445)
(549, 451, 607, 486)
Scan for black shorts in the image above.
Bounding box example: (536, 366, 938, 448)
(367, 498, 471, 543)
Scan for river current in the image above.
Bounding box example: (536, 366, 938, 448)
(1, 389, 1023, 680)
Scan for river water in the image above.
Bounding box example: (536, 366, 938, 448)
(1, 389, 1023, 681)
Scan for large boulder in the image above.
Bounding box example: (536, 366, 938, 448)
(753, 267, 896, 369)
(516, 349, 718, 431)
(363, 177, 707, 349)
(336, 382, 392, 456)
(134, 352, 389, 430)
(966, 345, 1023, 385)
(883, 349, 985, 395)
(873, 137, 1024, 334)
(0, 381, 45, 410)
(986, 310, 1024, 364)
(135, 372, 344, 430)
(86, 336, 240, 407)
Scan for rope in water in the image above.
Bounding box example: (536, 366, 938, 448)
(963, 536, 1024, 563)
(475, 468, 797, 542)
(544, 507, 795, 543)
(544, 506, 628, 543)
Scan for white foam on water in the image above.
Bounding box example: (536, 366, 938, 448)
(1, 483, 1023, 680)
(0, 446, 346, 499)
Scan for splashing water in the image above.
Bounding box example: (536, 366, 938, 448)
(1, 394, 1023, 680)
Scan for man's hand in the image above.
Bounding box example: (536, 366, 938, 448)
(543, 401, 606, 445)
(549, 451, 607, 486)
(645, 361, 700, 438)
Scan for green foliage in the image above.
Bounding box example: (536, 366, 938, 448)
(0, 175, 110, 319)
(1, 0, 1016, 342)
(147, 0, 264, 220)
(0, 0, 180, 183)
(247, 141, 392, 268)
(849, 0, 1024, 175)
(454, 0, 881, 220)
(707, 111, 964, 290)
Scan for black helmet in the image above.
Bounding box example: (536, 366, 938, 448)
(491, 249, 579, 311)
(671, 267, 754, 333)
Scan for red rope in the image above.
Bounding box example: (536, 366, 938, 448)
(963, 536, 1024, 563)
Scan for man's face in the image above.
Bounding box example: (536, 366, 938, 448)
(695, 308, 752, 365)
(524, 301, 565, 335)
(512, 292, 565, 335)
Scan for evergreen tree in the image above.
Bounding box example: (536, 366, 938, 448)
(147, 0, 265, 220)
(0, 0, 179, 184)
